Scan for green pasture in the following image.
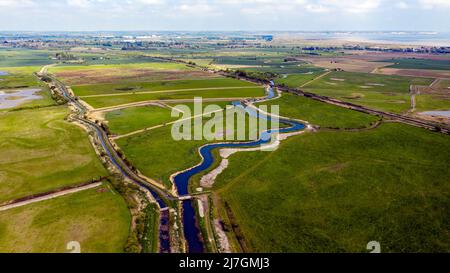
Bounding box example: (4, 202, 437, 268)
(275, 71, 326, 88)
(258, 93, 379, 128)
(116, 108, 282, 188)
(0, 49, 55, 67)
(214, 123, 450, 252)
(82, 87, 264, 109)
(303, 71, 433, 113)
(0, 106, 108, 203)
(73, 78, 257, 97)
(0, 185, 130, 253)
(380, 58, 450, 71)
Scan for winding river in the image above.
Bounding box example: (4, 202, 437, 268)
(173, 87, 306, 252)
(58, 70, 304, 253)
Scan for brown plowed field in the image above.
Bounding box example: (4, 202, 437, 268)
(55, 69, 219, 85)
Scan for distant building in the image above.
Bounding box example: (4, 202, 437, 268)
(262, 35, 273, 41)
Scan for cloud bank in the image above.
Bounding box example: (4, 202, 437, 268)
(0, 0, 448, 31)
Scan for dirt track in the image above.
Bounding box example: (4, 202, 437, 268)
(90, 97, 265, 113)
(300, 70, 332, 87)
(0, 182, 102, 212)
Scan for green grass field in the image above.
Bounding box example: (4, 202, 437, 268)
(116, 108, 281, 188)
(117, 124, 209, 188)
(276, 71, 325, 88)
(73, 78, 257, 97)
(105, 101, 233, 135)
(413, 79, 450, 112)
(415, 94, 450, 112)
(0, 185, 131, 253)
(244, 64, 323, 75)
(434, 79, 450, 89)
(0, 49, 55, 67)
(0, 66, 42, 89)
(0, 106, 108, 203)
(83, 87, 264, 109)
(303, 71, 433, 113)
(381, 58, 450, 71)
(106, 105, 178, 135)
(49, 62, 193, 74)
(0, 66, 56, 110)
(214, 123, 450, 252)
(258, 93, 379, 128)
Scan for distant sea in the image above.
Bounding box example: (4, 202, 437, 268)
(290, 31, 450, 46)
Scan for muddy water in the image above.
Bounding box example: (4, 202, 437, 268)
(0, 88, 42, 109)
(421, 111, 450, 118)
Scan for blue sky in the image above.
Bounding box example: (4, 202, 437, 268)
(0, 0, 449, 31)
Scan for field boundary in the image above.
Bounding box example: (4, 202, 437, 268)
(0, 181, 103, 212)
(112, 107, 226, 140)
(89, 97, 266, 112)
(300, 70, 332, 88)
(79, 86, 259, 98)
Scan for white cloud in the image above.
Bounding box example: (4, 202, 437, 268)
(419, 0, 450, 9)
(175, 3, 220, 15)
(305, 4, 330, 13)
(0, 0, 35, 7)
(315, 0, 382, 14)
(67, 0, 94, 8)
(138, 0, 164, 4)
(219, 0, 383, 15)
(0, 0, 449, 31)
(395, 1, 409, 9)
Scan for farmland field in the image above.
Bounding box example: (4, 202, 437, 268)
(275, 71, 326, 88)
(1, 31, 450, 256)
(105, 105, 178, 135)
(415, 94, 450, 112)
(82, 87, 264, 109)
(380, 58, 450, 71)
(0, 49, 55, 67)
(0, 106, 108, 203)
(116, 107, 280, 188)
(50, 62, 216, 85)
(105, 101, 232, 135)
(0, 185, 130, 253)
(73, 78, 258, 97)
(303, 71, 433, 113)
(213, 123, 450, 252)
(258, 93, 380, 128)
